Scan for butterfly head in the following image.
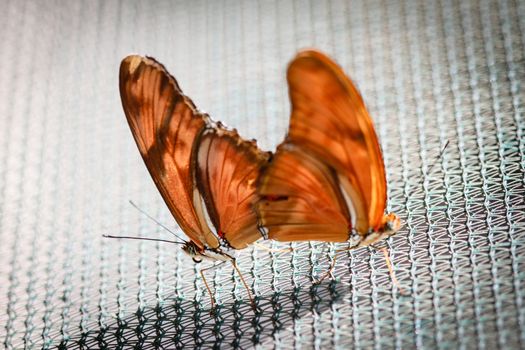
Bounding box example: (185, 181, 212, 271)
(182, 241, 205, 263)
(379, 213, 401, 237)
(357, 213, 401, 247)
(182, 240, 236, 263)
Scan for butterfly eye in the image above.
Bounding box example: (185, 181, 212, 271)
(182, 243, 194, 255)
(383, 214, 401, 234)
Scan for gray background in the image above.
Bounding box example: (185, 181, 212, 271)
(1, 0, 524, 348)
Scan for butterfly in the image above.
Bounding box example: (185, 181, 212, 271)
(256, 50, 401, 279)
(117, 55, 270, 306)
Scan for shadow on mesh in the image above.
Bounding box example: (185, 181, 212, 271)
(63, 280, 348, 348)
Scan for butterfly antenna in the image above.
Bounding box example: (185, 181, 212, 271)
(426, 140, 449, 175)
(409, 140, 449, 194)
(103, 234, 186, 245)
(128, 200, 187, 243)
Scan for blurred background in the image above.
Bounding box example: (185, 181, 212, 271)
(1, 0, 524, 348)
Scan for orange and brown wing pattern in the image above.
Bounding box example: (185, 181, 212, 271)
(285, 50, 387, 233)
(119, 55, 218, 249)
(257, 144, 351, 242)
(196, 126, 270, 249)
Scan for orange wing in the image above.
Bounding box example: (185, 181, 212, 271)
(285, 50, 387, 233)
(257, 50, 387, 240)
(119, 55, 218, 249)
(196, 127, 270, 249)
(257, 144, 351, 242)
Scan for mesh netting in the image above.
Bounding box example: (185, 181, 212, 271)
(1, 0, 524, 348)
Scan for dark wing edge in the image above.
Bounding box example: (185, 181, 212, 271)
(197, 125, 271, 249)
(119, 55, 219, 248)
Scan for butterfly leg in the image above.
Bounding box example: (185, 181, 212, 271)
(253, 241, 293, 253)
(377, 247, 406, 295)
(230, 259, 257, 311)
(313, 252, 338, 285)
(199, 262, 226, 311)
(313, 247, 355, 285)
(370, 244, 406, 294)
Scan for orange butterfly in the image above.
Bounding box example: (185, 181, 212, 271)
(117, 55, 270, 306)
(256, 50, 401, 279)
(113, 51, 402, 308)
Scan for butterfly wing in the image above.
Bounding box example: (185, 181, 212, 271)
(196, 127, 270, 249)
(119, 55, 218, 249)
(285, 50, 387, 233)
(257, 144, 351, 242)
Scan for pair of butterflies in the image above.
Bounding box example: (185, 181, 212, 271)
(118, 50, 401, 280)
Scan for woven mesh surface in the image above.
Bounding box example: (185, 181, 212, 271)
(1, 0, 524, 348)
